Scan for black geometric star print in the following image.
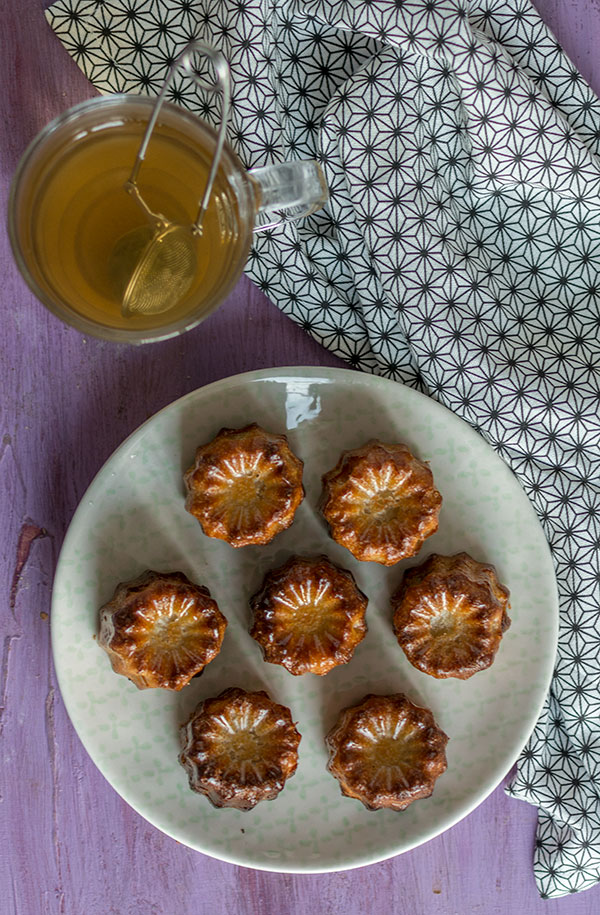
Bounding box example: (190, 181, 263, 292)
(47, 0, 600, 898)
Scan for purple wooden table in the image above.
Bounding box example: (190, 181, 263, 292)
(2, 1, 600, 912)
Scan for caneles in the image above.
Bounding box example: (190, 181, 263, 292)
(392, 552, 511, 679)
(326, 693, 448, 811)
(98, 570, 227, 690)
(184, 423, 304, 547)
(179, 687, 301, 809)
(250, 555, 368, 675)
(320, 440, 441, 565)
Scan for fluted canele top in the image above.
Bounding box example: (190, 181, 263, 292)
(326, 693, 448, 812)
(392, 552, 511, 680)
(320, 440, 442, 566)
(184, 423, 304, 547)
(98, 570, 227, 690)
(179, 687, 301, 810)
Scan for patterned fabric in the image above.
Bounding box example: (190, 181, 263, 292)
(46, 0, 600, 898)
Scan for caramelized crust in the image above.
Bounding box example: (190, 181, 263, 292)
(98, 570, 227, 690)
(250, 555, 368, 676)
(179, 687, 301, 809)
(392, 552, 511, 679)
(326, 694, 448, 811)
(184, 423, 304, 548)
(320, 440, 441, 565)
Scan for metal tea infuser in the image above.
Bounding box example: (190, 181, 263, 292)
(111, 42, 231, 317)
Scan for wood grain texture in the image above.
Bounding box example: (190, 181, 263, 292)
(1, 0, 600, 912)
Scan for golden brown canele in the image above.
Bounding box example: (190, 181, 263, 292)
(250, 555, 368, 676)
(320, 440, 442, 566)
(98, 570, 227, 690)
(326, 694, 448, 811)
(184, 423, 304, 548)
(392, 552, 511, 679)
(179, 687, 301, 810)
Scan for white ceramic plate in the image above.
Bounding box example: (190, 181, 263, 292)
(52, 367, 558, 873)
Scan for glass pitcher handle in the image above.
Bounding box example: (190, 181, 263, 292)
(249, 160, 329, 233)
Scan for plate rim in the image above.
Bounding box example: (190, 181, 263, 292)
(51, 365, 559, 873)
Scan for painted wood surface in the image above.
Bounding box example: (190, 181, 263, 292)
(2, 1, 600, 912)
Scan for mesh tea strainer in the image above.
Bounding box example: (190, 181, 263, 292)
(110, 42, 231, 317)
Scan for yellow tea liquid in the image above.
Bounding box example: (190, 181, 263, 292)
(27, 116, 245, 331)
